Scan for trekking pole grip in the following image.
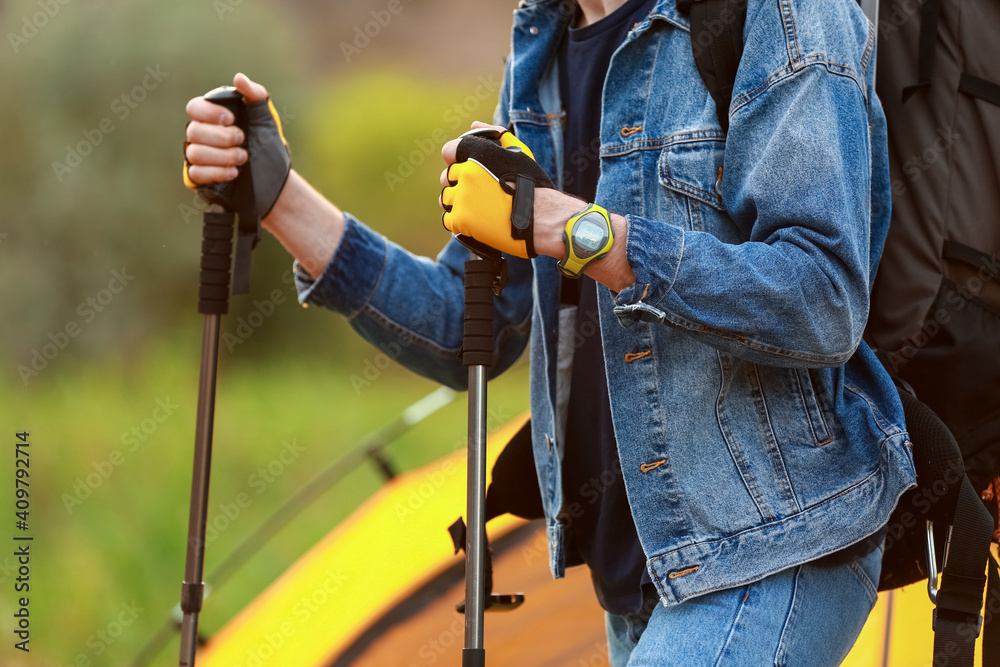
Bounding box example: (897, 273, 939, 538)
(194, 86, 249, 314)
(461, 258, 499, 368)
(197, 207, 235, 314)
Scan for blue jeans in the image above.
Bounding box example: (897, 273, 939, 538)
(605, 546, 883, 666)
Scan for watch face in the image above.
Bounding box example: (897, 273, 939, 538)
(572, 213, 609, 258)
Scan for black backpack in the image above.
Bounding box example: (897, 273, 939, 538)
(678, 0, 1000, 664)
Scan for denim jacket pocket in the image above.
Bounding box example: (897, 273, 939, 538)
(749, 363, 834, 450)
(657, 139, 726, 230)
(792, 368, 833, 447)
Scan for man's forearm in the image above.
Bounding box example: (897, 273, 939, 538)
(262, 169, 346, 279)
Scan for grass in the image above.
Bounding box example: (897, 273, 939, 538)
(0, 338, 530, 666)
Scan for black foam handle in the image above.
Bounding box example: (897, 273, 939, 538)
(199, 87, 258, 296)
(193, 86, 260, 308)
(462, 648, 485, 667)
(461, 260, 496, 367)
(198, 211, 235, 314)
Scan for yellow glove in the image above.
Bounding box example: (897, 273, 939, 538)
(441, 130, 553, 258)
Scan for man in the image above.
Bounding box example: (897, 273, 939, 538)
(184, 0, 916, 663)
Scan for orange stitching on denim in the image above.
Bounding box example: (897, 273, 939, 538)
(732, 66, 792, 109)
(861, 23, 875, 76)
(717, 354, 774, 522)
(668, 565, 700, 579)
(602, 130, 726, 155)
(651, 464, 889, 602)
(782, 0, 801, 63)
(663, 177, 721, 204)
(699, 326, 747, 344)
(625, 350, 652, 363)
(621, 125, 643, 137)
(797, 369, 833, 447)
(640, 284, 650, 301)
(746, 364, 798, 513)
(640, 459, 666, 473)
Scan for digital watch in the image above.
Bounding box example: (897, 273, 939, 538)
(557, 203, 614, 278)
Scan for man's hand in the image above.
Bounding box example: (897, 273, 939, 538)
(184, 73, 291, 221)
(439, 122, 635, 290)
(184, 73, 268, 185)
(439, 122, 578, 259)
(184, 73, 345, 279)
(439, 123, 555, 258)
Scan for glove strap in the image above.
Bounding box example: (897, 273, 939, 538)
(232, 156, 260, 296)
(510, 174, 536, 258)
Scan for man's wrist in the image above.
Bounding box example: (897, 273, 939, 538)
(261, 169, 348, 280)
(589, 212, 633, 291)
(531, 188, 634, 290)
(532, 189, 588, 259)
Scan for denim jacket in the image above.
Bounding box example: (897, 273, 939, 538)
(296, 0, 916, 606)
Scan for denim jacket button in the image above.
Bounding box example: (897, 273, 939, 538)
(529, 26, 539, 35)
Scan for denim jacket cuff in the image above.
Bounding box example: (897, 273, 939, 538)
(293, 212, 388, 317)
(612, 214, 685, 327)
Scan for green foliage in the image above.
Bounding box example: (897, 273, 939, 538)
(0, 0, 307, 377)
(297, 69, 502, 255)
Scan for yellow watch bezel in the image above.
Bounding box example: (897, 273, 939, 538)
(558, 203, 613, 278)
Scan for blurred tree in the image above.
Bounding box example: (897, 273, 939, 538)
(0, 0, 306, 378)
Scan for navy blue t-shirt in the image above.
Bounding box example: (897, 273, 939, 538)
(558, 0, 656, 616)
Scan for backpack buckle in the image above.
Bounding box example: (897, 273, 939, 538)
(932, 608, 984, 638)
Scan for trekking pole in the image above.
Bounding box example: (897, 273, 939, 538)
(178, 86, 257, 667)
(132, 387, 456, 667)
(457, 234, 507, 667)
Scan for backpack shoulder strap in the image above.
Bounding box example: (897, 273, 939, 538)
(678, 0, 748, 132)
(900, 0, 944, 101)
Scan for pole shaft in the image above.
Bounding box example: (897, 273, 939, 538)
(179, 307, 222, 665)
(460, 251, 501, 662)
(465, 364, 488, 650)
